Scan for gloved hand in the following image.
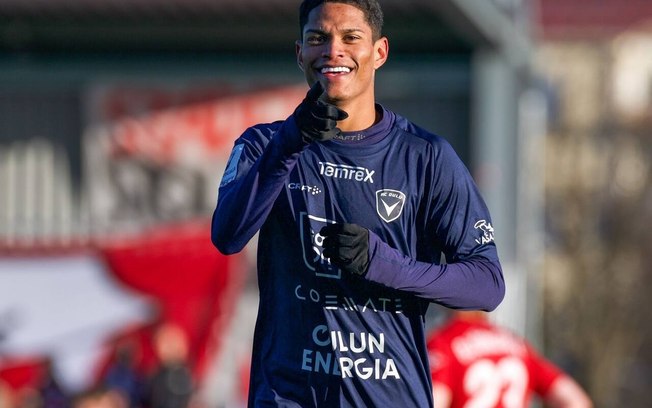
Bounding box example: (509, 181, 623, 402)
(293, 81, 348, 143)
(320, 223, 369, 276)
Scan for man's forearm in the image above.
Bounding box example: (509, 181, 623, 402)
(363, 232, 505, 310)
(211, 120, 306, 254)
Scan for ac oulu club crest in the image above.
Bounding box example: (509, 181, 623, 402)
(376, 189, 406, 223)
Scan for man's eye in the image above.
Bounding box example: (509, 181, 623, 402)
(306, 36, 324, 45)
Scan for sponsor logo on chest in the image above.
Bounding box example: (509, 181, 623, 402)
(318, 161, 375, 183)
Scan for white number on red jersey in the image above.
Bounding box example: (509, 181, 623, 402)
(463, 357, 528, 408)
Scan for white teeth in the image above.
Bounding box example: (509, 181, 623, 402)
(321, 67, 351, 73)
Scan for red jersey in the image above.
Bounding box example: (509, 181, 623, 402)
(427, 316, 563, 408)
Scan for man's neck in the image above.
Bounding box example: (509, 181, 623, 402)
(335, 98, 378, 132)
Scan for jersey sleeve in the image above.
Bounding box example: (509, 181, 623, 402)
(526, 345, 565, 397)
(363, 137, 505, 310)
(427, 139, 499, 262)
(211, 115, 307, 254)
(364, 240, 504, 310)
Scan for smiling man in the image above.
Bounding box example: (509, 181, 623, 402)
(297, 0, 386, 132)
(211, 0, 505, 406)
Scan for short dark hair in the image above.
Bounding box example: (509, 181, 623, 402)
(299, 0, 384, 41)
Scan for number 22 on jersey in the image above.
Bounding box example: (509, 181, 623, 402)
(463, 357, 528, 408)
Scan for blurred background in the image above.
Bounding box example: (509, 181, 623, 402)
(0, 0, 650, 407)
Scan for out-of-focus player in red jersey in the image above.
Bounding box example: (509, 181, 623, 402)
(427, 310, 593, 408)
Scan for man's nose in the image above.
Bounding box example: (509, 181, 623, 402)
(321, 39, 345, 58)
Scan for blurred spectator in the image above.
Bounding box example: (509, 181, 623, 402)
(14, 388, 42, 408)
(144, 323, 194, 408)
(427, 310, 593, 408)
(71, 388, 126, 408)
(0, 380, 13, 408)
(36, 361, 69, 408)
(102, 342, 145, 408)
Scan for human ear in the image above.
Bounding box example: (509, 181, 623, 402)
(296, 40, 305, 71)
(373, 37, 389, 69)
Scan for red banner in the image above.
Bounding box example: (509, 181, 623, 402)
(0, 220, 246, 404)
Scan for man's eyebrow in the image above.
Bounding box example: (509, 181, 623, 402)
(340, 28, 365, 35)
(304, 27, 365, 35)
(304, 28, 326, 35)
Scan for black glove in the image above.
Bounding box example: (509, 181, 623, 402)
(320, 223, 369, 276)
(294, 81, 348, 143)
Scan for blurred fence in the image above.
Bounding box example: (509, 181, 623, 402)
(0, 83, 307, 249)
(0, 139, 82, 248)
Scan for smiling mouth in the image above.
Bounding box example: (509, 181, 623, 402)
(320, 66, 352, 75)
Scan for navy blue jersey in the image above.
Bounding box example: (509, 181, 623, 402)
(212, 106, 504, 407)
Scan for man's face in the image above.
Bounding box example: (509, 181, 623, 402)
(296, 2, 388, 106)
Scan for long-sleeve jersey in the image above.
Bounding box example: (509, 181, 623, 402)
(212, 105, 505, 407)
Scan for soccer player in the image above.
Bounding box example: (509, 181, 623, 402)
(211, 0, 505, 406)
(428, 311, 593, 408)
